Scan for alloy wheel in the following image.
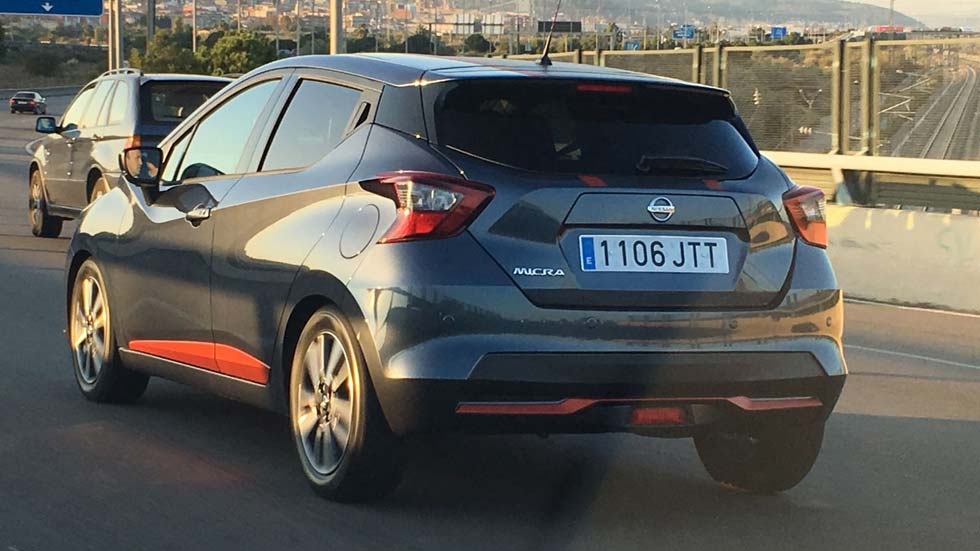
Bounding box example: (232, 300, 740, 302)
(29, 173, 42, 228)
(294, 331, 353, 475)
(70, 274, 109, 385)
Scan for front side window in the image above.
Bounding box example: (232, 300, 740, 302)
(261, 79, 363, 171)
(168, 79, 279, 182)
(61, 84, 96, 130)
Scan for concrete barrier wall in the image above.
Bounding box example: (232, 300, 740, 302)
(827, 205, 980, 313)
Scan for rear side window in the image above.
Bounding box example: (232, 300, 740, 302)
(79, 80, 115, 128)
(139, 81, 226, 124)
(431, 79, 758, 179)
(261, 79, 362, 171)
(105, 81, 132, 126)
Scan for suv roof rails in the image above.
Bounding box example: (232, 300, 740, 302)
(99, 67, 144, 78)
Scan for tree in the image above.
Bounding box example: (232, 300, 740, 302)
(463, 33, 490, 54)
(347, 25, 377, 53)
(132, 23, 203, 73)
(198, 31, 276, 76)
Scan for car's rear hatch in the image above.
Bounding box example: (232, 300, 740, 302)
(423, 75, 795, 310)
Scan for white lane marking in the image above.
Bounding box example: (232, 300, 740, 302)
(844, 298, 980, 320)
(845, 344, 980, 371)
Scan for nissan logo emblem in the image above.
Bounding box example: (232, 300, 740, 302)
(647, 197, 675, 222)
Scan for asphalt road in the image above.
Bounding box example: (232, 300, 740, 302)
(1, 96, 979, 551)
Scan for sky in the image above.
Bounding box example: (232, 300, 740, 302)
(851, 0, 980, 28)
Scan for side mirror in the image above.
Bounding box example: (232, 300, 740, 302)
(35, 116, 57, 134)
(120, 146, 163, 188)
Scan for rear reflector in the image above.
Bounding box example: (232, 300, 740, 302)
(364, 171, 494, 243)
(783, 185, 827, 248)
(630, 406, 688, 426)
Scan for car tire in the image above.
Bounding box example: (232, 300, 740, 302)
(289, 306, 401, 502)
(89, 175, 110, 203)
(29, 169, 63, 238)
(694, 422, 825, 494)
(69, 259, 150, 403)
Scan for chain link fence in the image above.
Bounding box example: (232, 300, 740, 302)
(722, 44, 837, 153)
(874, 38, 980, 161)
(600, 50, 697, 82)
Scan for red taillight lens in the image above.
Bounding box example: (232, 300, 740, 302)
(783, 186, 827, 248)
(365, 171, 494, 243)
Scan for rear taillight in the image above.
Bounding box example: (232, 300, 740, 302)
(783, 186, 827, 248)
(364, 171, 494, 243)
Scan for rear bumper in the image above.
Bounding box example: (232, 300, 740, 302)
(347, 233, 846, 436)
(376, 349, 845, 436)
(10, 104, 38, 112)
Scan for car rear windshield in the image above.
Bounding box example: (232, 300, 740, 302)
(431, 79, 758, 179)
(140, 81, 226, 124)
(13, 92, 34, 99)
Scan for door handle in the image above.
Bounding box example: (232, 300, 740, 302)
(185, 206, 212, 224)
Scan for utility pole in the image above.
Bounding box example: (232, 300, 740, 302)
(113, 0, 122, 68)
(889, 0, 895, 29)
(296, 0, 301, 55)
(192, 0, 197, 52)
(274, 0, 279, 55)
(330, 0, 344, 53)
(107, 0, 114, 69)
(147, 0, 155, 45)
(310, 0, 315, 54)
(238, 0, 242, 31)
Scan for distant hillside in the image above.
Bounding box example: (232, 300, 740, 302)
(558, 0, 922, 28)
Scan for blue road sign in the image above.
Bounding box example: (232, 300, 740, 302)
(0, 0, 104, 16)
(672, 26, 695, 40)
(772, 26, 788, 39)
(625, 40, 640, 50)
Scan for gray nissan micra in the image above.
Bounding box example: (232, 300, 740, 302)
(64, 53, 845, 502)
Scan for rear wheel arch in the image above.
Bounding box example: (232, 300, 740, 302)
(273, 274, 386, 421)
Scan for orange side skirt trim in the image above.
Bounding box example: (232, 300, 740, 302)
(127, 340, 268, 385)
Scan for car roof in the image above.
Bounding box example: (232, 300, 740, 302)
(251, 53, 726, 94)
(139, 74, 233, 84)
(14, 91, 38, 95)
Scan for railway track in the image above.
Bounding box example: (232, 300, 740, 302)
(921, 66, 980, 159)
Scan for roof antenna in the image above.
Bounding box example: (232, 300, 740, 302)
(538, 0, 563, 66)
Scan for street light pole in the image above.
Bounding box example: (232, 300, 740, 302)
(237, 0, 242, 32)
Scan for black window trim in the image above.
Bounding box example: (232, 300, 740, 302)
(253, 71, 377, 175)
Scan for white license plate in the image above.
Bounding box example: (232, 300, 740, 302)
(580, 235, 729, 273)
